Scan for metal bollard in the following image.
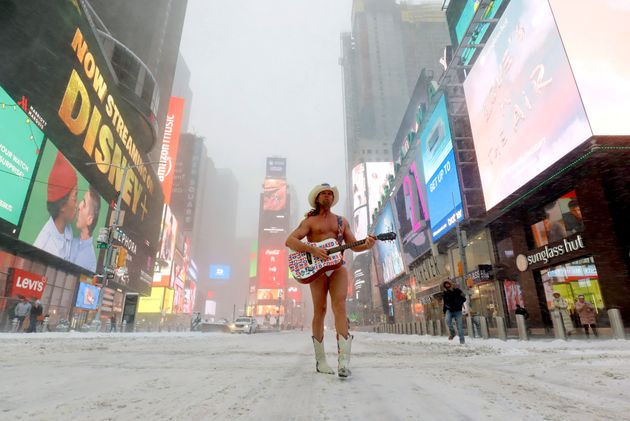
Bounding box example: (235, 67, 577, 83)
(495, 316, 507, 341)
(11, 318, 19, 333)
(466, 315, 474, 338)
(608, 308, 626, 340)
(551, 311, 567, 340)
(407, 322, 412, 334)
(516, 314, 529, 341)
(479, 316, 489, 339)
(121, 320, 127, 333)
(41, 316, 49, 333)
(427, 320, 434, 335)
(421, 318, 428, 336)
(412, 322, 418, 335)
(434, 319, 441, 336)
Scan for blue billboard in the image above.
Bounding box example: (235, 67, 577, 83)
(373, 200, 405, 284)
(209, 265, 231, 280)
(75, 282, 100, 310)
(420, 95, 463, 241)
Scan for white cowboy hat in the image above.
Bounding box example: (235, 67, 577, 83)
(308, 183, 339, 208)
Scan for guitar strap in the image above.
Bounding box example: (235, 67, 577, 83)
(337, 216, 344, 253)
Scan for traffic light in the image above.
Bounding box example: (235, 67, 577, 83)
(116, 247, 128, 268)
(97, 227, 111, 249)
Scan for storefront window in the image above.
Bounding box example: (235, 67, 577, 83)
(450, 229, 494, 277)
(540, 256, 603, 314)
(531, 190, 584, 248)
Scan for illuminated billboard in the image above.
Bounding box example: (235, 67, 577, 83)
(373, 200, 404, 284)
(209, 264, 231, 280)
(351, 163, 369, 241)
(0, 85, 44, 227)
(266, 157, 286, 178)
(153, 206, 178, 287)
(548, 0, 630, 136)
(419, 95, 463, 241)
(351, 163, 367, 211)
(249, 240, 257, 278)
(157, 97, 185, 204)
(453, 0, 505, 65)
(257, 289, 281, 300)
(258, 248, 286, 289)
(263, 178, 287, 211)
(365, 162, 394, 224)
(463, 0, 592, 210)
(75, 282, 100, 310)
(352, 207, 368, 241)
(0, 3, 165, 295)
(138, 287, 166, 313)
(393, 157, 431, 265)
(19, 141, 108, 272)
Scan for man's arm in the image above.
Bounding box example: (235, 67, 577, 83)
(285, 219, 328, 259)
(341, 217, 375, 252)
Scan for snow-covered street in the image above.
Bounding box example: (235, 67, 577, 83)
(1, 331, 629, 421)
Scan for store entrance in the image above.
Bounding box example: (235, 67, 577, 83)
(538, 256, 605, 330)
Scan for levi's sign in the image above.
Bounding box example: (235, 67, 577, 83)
(11, 268, 48, 299)
(516, 234, 586, 272)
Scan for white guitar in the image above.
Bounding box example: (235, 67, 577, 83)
(288, 233, 397, 284)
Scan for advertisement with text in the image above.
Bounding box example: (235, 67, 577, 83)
(419, 95, 463, 241)
(464, 0, 592, 210)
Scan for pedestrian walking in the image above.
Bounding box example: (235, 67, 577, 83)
(27, 300, 43, 333)
(110, 314, 117, 332)
(442, 281, 466, 344)
(14, 296, 32, 332)
(575, 295, 598, 337)
(515, 304, 529, 320)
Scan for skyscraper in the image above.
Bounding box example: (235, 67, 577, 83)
(340, 0, 450, 169)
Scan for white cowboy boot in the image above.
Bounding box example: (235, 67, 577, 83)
(337, 334, 353, 378)
(312, 337, 335, 374)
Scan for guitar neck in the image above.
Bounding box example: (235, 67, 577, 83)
(327, 239, 366, 255)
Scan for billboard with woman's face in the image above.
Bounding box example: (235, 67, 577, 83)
(19, 141, 108, 273)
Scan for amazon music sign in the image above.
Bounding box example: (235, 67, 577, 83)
(9, 268, 48, 300)
(157, 97, 185, 204)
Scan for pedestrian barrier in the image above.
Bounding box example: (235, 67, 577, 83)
(479, 316, 489, 339)
(516, 314, 529, 341)
(434, 319, 441, 336)
(608, 309, 626, 339)
(466, 315, 474, 338)
(495, 316, 507, 341)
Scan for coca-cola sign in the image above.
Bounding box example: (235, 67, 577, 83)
(10, 268, 48, 299)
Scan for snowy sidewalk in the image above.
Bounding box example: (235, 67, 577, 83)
(1, 331, 629, 420)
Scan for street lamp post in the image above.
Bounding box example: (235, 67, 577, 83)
(87, 160, 160, 331)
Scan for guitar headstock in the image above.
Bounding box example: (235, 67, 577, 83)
(376, 232, 397, 241)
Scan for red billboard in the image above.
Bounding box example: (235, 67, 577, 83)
(10, 268, 48, 300)
(257, 248, 287, 289)
(157, 96, 185, 204)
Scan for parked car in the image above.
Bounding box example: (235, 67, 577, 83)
(229, 317, 258, 334)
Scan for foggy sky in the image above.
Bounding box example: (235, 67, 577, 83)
(180, 0, 352, 238)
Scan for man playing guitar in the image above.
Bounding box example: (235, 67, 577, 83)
(285, 183, 375, 378)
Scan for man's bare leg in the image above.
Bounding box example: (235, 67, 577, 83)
(309, 275, 334, 374)
(329, 267, 353, 377)
(329, 267, 349, 339)
(309, 275, 329, 341)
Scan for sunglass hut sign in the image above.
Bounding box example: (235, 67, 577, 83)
(516, 234, 586, 272)
(57, 28, 156, 221)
